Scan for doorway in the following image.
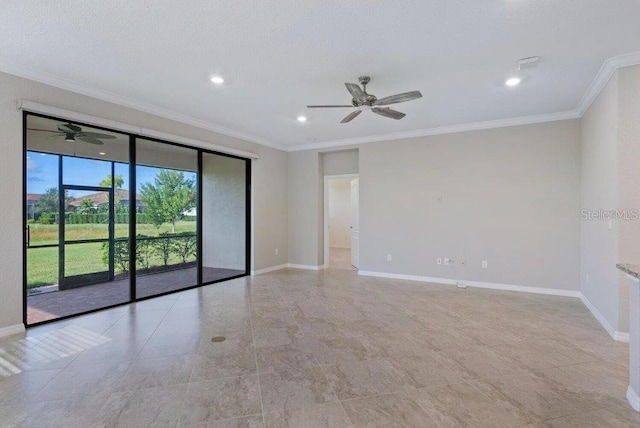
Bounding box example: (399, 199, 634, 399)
(324, 174, 359, 270)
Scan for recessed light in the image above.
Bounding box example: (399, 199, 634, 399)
(99, 152, 106, 156)
(505, 77, 521, 87)
(297, 116, 307, 123)
(210, 76, 224, 84)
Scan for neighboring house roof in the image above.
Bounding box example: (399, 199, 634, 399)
(69, 189, 142, 206)
(26, 193, 43, 202)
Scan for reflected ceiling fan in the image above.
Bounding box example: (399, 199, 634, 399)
(307, 76, 422, 123)
(27, 123, 116, 145)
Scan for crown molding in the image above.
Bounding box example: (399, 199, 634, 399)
(4, 52, 640, 154)
(0, 60, 286, 151)
(18, 100, 260, 159)
(576, 51, 640, 116)
(286, 110, 580, 152)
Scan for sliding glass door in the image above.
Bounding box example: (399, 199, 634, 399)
(201, 152, 249, 283)
(135, 138, 198, 298)
(24, 112, 251, 326)
(25, 114, 130, 324)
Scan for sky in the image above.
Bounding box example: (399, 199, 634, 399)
(26, 151, 196, 196)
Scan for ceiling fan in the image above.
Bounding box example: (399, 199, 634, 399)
(307, 76, 422, 123)
(27, 123, 116, 145)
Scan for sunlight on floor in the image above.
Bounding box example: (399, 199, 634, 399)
(0, 325, 111, 377)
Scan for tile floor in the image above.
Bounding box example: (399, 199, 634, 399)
(1, 268, 638, 427)
(329, 248, 356, 270)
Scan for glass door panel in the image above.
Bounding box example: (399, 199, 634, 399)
(61, 186, 112, 289)
(25, 114, 130, 325)
(135, 138, 198, 298)
(201, 153, 248, 283)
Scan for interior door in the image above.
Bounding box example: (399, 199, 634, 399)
(350, 178, 359, 268)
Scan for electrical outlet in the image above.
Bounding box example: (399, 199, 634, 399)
(387, 254, 392, 262)
(437, 196, 444, 204)
(437, 258, 442, 265)
(444, 258, 451, 266)
(482, 260, 488, 269)
(456, 281, 467, 289)
(275, 248, 279, 256)
(586, 273, 590, 283)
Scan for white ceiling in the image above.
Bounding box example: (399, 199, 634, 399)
(2, 1, 640, 150)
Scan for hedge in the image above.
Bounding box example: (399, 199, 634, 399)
(102, 232, 197, 273)
(66, 213, 151, 224)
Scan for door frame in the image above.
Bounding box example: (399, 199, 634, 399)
(60, 184, 114, 289)
(323, 173, 359, 269)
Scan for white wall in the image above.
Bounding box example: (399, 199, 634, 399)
(616, 65, 640, 332)
(323, 150, 359, 176)
(0, 71, 288, 331)
(288, 121, 581, 291)
(580, 73, 620, 331)
(328, 178, 351, 249)
(287, 150, 321, 266)
(580, 64, 640, 335)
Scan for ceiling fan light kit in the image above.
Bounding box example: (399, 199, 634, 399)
(307, 76, 423, 123)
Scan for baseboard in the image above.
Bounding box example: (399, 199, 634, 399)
(253, 263, 327, 273)
(627, 386, 640, 412)
(615, 331, 631, 342)
(0, 323, 25, 339)
(287, 264, 322, 271)
(579, 293, 629, 342)
(251, 264, 288, 275)
(329, 246, 351, 250)
(357, 270, 580, 297)
(359, 270, 457, 286)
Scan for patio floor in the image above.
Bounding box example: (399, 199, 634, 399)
(27, 267, 245, 324)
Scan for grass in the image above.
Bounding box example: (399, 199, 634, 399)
(27, 243, 104, 288)
(28, 221, 196, 245)
(27, 221, 197, 288)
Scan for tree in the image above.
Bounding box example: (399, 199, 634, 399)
(99, 174, 125, 205)
(140, 170, 196, 233)
(33, 187, 71, 221)
(99, 174, 124, 189)
(77, 199, 95, 214)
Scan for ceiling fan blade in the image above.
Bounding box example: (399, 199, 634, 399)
(45, 133, 66, 139)
(58, 123, 82, 133)
(340, 110, 362, 123)
(372, 107, 406, 120)
(374, 90, 423, 106)
(307, 105, 354, 108)
(80, 132, 117, 139)
(27, 128, 60, 133)
(76, 135, 104, 145)
(345, 83, 366, 103)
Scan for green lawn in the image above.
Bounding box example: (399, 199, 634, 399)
(27, 221, 197, 288)
(28, 221, 196, 246)
(27, 243, 105, 288)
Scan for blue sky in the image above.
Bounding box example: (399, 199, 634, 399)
(26, 151, 195, 196)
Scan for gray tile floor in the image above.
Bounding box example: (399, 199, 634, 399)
(1, 268, 638, 427)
